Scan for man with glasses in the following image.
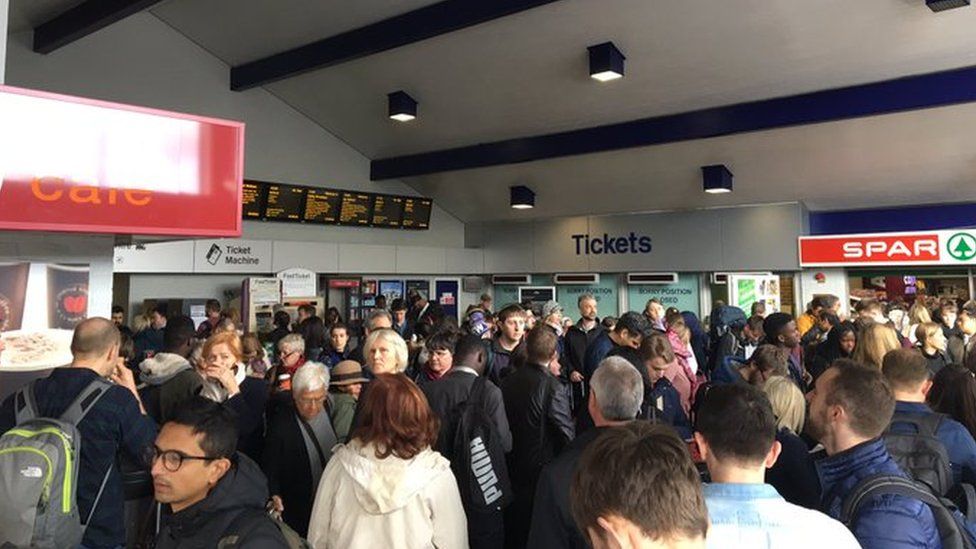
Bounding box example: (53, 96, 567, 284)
(263, 363, 337, 537)
(151, 397, 288, 548)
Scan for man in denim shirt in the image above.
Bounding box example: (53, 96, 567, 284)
(695, 384, 858, 548)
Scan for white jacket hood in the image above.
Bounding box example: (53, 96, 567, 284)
(335, 441, 452, 515)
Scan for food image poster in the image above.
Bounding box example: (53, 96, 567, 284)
(0, 262, 90, 370)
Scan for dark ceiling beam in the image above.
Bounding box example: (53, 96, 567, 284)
(230, 0, 561, 91)
(371, 64, 976, 180)
(33, 0, 165, 54)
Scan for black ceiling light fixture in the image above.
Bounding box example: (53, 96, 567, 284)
(388, 90, 417, 122)
(927, 0, 969, 11)
(588, 41, 625, 82)
(702, 164, 733, 194)
(510, 185, 535, 209)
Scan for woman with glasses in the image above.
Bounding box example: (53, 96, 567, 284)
(262, 362, 336, 537)
(196, 331, 269, 461)
(307, 374, 467, 549)
(275, 333, 307, 391)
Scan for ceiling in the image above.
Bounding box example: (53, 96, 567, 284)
(8, 0, 976, 222)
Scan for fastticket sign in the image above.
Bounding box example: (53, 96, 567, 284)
(798, 230, 976, 267)
(0, 85, 245, 236)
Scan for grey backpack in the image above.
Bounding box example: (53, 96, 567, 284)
(0, 378, 113, 548)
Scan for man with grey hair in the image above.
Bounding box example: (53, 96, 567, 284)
(349, 309, 394, 365)
(565, 293, 602, 386)
(527, 356, 643, 548)
(263, 362, 336, 537)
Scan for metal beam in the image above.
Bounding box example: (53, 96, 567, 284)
(33, 0, 164, 54)
(230, 0, 561, 91)
(371, 64, 976, 180)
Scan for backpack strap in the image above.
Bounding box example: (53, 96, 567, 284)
(61, 378, 114, 530)
(890, 411, 945, 437)
(841, 475, 936, 525)
(60, 377, 113, 426)
(13, 381, 40, 425)
(842, 474, 975, 549)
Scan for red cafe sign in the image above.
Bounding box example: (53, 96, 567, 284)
(0, 85, 244, 236)
(799, 230, 976, 267)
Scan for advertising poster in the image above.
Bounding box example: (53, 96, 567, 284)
(729, 274, 781, 314)
(379, 280, 405, 303)
(0, 262, 90, 370)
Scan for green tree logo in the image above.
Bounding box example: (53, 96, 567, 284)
(947, 233, 976, 261)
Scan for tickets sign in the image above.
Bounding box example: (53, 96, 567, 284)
(799, 230, 976, 267)
(0, 85, 244, 236)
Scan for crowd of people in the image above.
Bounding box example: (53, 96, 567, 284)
(5, 290, 976, 548)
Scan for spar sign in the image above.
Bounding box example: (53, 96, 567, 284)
(799, 230, 976, 267)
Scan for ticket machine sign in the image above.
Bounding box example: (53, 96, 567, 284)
(0, 85, 244, 236)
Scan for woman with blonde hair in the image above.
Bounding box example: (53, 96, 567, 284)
(907, 301, 934, 344)
(363, 328, 409, 375)
(916, 321, 950, 374)
(763, 376, 820, 508)
(198, 331, 269, 459)
(852, 322, 901, 369)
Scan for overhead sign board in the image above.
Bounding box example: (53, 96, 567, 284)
(0, 85, 244, 237)
(799, 230, 976, 267)
(193, 239, 273, 273)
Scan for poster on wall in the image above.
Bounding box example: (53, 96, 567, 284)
(729, 274, 780, 314)
(0, 262, 90, 370)
(379, 280, 405, 303)
(406, 280, 430, 300)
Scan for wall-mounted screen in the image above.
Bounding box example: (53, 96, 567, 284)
(339, 192, 373, 226)
(402, 197, 432, 229)
(303, 188, 342, 224)
(371, 195, 404, 228)
(264, 184, 305, 222)
(242, 181, 268, 220)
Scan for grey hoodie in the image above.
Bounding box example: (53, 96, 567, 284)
(139, 352, 193, 386)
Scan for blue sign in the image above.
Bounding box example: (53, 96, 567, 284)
(572, 233, 652, 255)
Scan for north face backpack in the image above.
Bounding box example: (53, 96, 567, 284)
(885, 412, 954, 496)
(841, 474, 976, 549)
(448, 376, 514, 513)
(0, 378, 113, 548)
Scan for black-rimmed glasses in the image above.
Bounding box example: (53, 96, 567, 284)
(146, 445, 220, 472)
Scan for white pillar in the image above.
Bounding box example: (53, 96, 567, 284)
(0, 0, 8, 84)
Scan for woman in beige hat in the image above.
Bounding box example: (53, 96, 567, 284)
(328, 360, 369, 443)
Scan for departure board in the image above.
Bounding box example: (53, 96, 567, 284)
(303, 188, 342, 224)
(242, 181, 268, 219)
(240, 178, 430, 230)
(370, 195, 404, 228)
(339, 192, 373, 225)
(264, 184, 306, 222)
(402, 197, 433, 229)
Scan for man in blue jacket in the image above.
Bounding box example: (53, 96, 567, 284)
(807, 359, 941, 548)
(883, 348, 976, 486)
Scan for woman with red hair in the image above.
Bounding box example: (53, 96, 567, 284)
(307, 374, 467, 548)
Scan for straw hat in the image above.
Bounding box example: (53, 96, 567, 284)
(331, 360, 369, 386)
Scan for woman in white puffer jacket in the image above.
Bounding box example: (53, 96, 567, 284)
(307, 373, 468, 549)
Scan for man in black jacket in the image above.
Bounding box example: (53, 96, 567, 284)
(422, 334, 512, 549)
(527, 356, 642, 548)
(263, 363, 337, 537)
(563, 293, 602, 385)
(501, 326, 575, 549)
(152, 398, 287, 548)
(948, 301, 976, 366)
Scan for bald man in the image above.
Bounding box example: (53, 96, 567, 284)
(0, 317, 158, 549)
